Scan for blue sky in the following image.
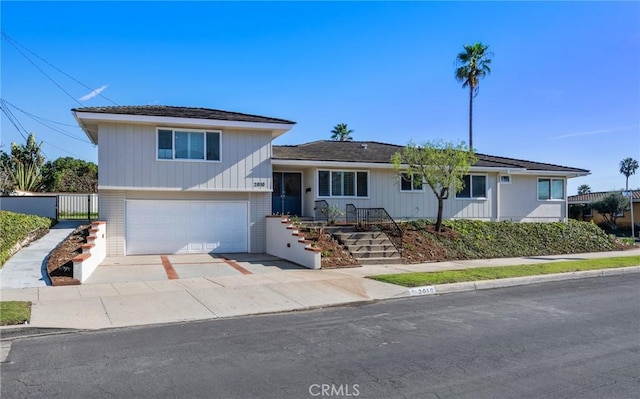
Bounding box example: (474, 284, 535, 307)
(1, 1, 639, 194)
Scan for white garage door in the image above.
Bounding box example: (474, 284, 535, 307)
(125, 200, 248, 255)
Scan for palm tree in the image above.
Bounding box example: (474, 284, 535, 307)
(330, 123, 354, 141)
(577, 184, 591, 195)
(619, 157, 639, 191)
(455, 42, 493, 150)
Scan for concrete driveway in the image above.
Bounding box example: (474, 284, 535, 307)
(85, 253, 307, 285)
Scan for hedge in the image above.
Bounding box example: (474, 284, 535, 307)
(0, 210, 54, 266)
(404, 219, 618, 260)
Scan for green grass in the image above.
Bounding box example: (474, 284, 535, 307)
(58, 211, 98, 220)
(369, 256, 640, 287)
(0, 301, 32, 326)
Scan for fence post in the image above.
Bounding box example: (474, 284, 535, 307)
(87, 194, 91, 221)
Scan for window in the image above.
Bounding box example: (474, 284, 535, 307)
(538, 178, 564, 200)
(456, 175, 487, 198)
(400, 173, 423, 192)
(157, 128, 221, 161)
(583, 206, 592, 217)
(318, 170, 368, 197)
(499, 175, 511, 184)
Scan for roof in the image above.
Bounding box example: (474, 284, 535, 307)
(72, 105, 296, 125)
(568, 190, 640, 203)
(273, 140, 590, 174)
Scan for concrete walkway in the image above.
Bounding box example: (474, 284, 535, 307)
(1, 233, 639, 330)
(0, 221, 83, 290)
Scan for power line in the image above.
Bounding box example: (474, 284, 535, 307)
(0, 102, 29, 141)
(1, 31, 119, 106)
(2, 34, 84, 106)
(1, 98, 91, 143)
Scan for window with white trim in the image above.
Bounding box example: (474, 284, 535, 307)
(538, 178, 564, 200)
(456, 175, 487, 198)
(499, 175, 511, 184)
(400, 173, 423, 192)
(157, 128, 221, 161)
(318, 170, 368, 197)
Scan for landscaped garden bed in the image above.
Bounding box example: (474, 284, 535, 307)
(46, 224, 90, 286)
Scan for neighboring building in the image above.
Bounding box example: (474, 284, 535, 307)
(568, 190, 640, 229)
(73, 105, 589, 257)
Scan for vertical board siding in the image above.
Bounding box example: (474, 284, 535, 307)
(499, 175, 566, 221)
(98, 123, 271, 191)
(303, 168, 496, 221)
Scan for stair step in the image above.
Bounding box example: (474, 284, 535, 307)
(342, 238, 391, 246)
(347, 245, 397, 252)
(352, 251, 400, 259)
(334, 232, 387, 240)
(357, 257, 404, 265)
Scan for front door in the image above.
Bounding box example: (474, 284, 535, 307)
(272, 172, 302, 216)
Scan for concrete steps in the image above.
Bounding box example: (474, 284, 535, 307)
(333, 230, 402, 265)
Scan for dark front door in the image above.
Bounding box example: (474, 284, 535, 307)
(272, 172, 302, 216)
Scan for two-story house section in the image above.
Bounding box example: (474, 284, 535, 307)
(73, 106, 295, 256)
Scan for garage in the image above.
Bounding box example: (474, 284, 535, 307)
(125, 200, 249, 255)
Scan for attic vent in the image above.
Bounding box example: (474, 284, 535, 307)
(360, 144, 368, 149)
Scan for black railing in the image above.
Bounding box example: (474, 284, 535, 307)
(314, 200, 329, 221)
(345, 204, 403, 256)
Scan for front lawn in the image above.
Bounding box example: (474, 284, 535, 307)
(0, 301, 32, 325)
(369, 256, 640, 287)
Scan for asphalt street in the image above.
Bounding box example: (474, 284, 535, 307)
(2, 274, 639, 399)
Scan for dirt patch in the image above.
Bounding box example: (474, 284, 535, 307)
(303, 231, 360, 269)
(46, 225, 89, 286)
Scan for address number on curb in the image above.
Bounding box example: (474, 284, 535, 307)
(409, 286, 437, 296)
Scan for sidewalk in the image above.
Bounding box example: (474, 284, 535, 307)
(1, 248, 639, 331)
(0, 221, 83, 290)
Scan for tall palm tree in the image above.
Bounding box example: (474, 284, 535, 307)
(619, 157, 639, 191)
(455, 42, 493, 150)
(577, 184, 591, 195)
(330, 123, 354, 141)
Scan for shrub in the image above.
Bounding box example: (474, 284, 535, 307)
(406, 219, 617, 260)
(0, 210, 54, 266)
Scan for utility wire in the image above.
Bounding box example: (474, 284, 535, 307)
(0, 102, 30, 141)
(1, 99, 90, 143)
(2, 35, 84, 106)
(1, 31, 119, 106)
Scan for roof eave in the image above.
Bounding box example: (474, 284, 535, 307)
(72, 111, 98, 144)
(73, 111, 295, 139)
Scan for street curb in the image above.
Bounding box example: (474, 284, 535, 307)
(433, 266, 640, 295)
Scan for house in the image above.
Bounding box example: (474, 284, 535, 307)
(73, 105, 589, 257)
(272, 141, 588, 223)
(568, 190, 640, 229)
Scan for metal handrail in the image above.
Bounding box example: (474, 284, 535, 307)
(345, 204, 403, 256)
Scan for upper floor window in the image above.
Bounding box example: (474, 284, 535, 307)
(456, 175, 487, 199)
(538, 178, 564, 200)
(157, 128, 221, 161)
(318, 170, 368, 197)
(400, 173, 423, 192)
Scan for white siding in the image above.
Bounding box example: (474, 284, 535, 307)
(98, 123, 272, 191)
(303, 167, 495, 220)
(498, 175, 566, 221)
